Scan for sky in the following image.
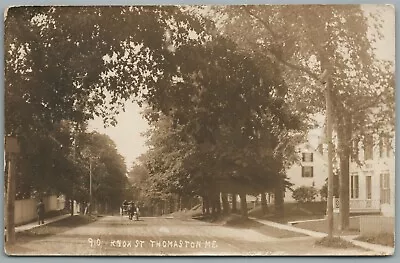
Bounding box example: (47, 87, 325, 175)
(88, 5, 395, 170)
(363, 4, 395, 61)
(88, 102, 149, 169)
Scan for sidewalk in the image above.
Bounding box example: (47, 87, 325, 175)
(341, 236, 395, 256)
(249, 217, 394, 255)
(250, 217, 327, 238)
(8, 214, 72, 233)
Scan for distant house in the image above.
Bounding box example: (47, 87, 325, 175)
(284, 142, 327, 203)
(230, 194, 261, 209)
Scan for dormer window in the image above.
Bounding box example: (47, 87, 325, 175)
(302, 152, 313, 162)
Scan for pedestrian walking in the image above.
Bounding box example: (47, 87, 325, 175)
(37, 198, 45, 225)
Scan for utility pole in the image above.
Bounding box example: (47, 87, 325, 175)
(5, 136, 20, 244)
(321, 69, 334, 238)
(89, 157, 92, 214)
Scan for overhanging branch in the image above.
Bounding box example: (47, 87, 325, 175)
(243, 7, 320, 80)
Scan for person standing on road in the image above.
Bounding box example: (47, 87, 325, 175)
(135, 205, 140, 221)
(128, 201, 136, 220)
(37, 199, 45, 225)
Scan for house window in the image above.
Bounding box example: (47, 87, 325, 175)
(302, 153, 313, 162)
(379, 135, 393, 158)
(366, 175, 372, 200)
(380, 173, 390, 204)
(302, 166, 313, 178)
(364, 135, 373, 160)
(350, 173, 359, 199)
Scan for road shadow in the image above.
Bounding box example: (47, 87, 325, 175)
(195, 214, 307, 239)
(5, 215, 98, 255)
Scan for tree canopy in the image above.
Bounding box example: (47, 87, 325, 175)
(5, 5, 394, 221)
(5, 6, 214, 204)
(211, 4, 394, 226)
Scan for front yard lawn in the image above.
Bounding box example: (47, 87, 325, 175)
(315, 236, 363, 249)
(224, 215, 307, 238)
(355, 233, 394, 247)
(293, 217, 360, 236)
(249, 202, 327, 223)
(195, 214, 307, 238)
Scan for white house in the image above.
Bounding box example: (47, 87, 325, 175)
(284, 142, 327, 203)
(284, 131, 395, 217)
(345, 132, 395, 216)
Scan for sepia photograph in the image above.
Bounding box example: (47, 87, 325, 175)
(3, 4, 395, 256)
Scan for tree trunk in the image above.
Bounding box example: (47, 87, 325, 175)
(70, 199, 74, 216)
(211, 191, 219, 215)
(188, 197, 192, 209)
(215, 192, 221, 214)
(175, 195, 179, 212)
(339, 154, 350, 230)
(203, 196, 210, 214)
(221, 193, 230, 214)
(231, 193, 237, 213)
(162, 200, 166, 215)
(261, 192, 269, 215)
(6, 155, 16, 244)
(170, 197, 174, 214)
(211, 197, 216, 215)
(274, 176, 284, 218)
(337, 115, 352, 230)
(239, 193, 248, 218)
(334, 171, 340, 197)
(161, 201, 165, 215)
(202, 196, 206, 214)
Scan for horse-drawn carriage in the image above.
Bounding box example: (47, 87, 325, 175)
(120, 200, 139, 220)
(121, 201, 130, 216)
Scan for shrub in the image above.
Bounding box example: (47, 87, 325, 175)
(320, 173, 340, 200)
(292, 186, 318, 203)
(320, 184, 327, 201)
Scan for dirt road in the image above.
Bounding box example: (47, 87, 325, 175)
(5, 215, 375, 256)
